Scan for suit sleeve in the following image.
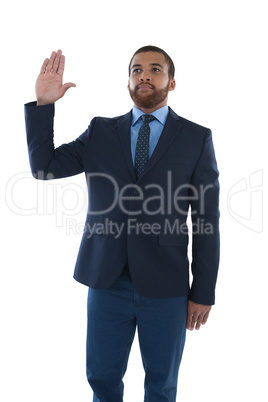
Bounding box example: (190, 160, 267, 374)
(24, 101, 94, 179)
(188, 129, 220, 305)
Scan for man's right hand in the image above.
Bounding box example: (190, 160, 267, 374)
(35, 49, 76, 106)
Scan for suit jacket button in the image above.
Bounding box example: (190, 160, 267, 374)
(133, 189, 139, 196)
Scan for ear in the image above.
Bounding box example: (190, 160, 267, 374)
(169, 79, 176, 91)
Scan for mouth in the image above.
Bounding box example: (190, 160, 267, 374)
(137, 84, 153, 90)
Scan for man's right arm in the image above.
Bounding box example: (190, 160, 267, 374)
(25, 49, 91, 180)
(25, 101, 92, 179)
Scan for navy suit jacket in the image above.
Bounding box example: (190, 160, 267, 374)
(25, 102, 220, 305)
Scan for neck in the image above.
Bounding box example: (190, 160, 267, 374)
(134, 100, 168, 114)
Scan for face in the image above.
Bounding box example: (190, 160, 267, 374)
(128, 51, 175, 113)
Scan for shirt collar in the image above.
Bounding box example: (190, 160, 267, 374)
(131, 105, 169, 127)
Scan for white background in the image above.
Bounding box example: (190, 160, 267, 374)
(1, 0, 267, 401)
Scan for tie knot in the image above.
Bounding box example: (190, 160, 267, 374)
(141, 114, 156, 124)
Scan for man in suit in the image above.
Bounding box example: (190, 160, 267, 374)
(25, 46, 220, 401)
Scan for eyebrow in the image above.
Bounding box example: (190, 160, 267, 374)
(131, 63, 164, 70)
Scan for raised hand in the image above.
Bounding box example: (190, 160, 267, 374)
(35, 49, 76, 105)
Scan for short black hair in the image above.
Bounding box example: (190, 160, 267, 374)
(128, 45, 175, 79)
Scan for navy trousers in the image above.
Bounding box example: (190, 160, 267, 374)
(86, 265, 187, 401)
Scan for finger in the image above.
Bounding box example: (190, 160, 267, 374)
(47, 51, 57, 72)
(187, 304, 196, 330)
(40, 58, 49, 74)
(190, 320, 195, 331)
(201, 311, 210, 325)
(186, 311, 193, 330)
(187, 313, 197, 331)
(186, 301, 192, 329)
(191, 315, 198, 330)
(195, 314, 204, 330)
(53, 49, 62, 73)
(57, 53, 65, 76)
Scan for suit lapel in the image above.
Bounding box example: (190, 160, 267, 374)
(117, 111, 136, 181)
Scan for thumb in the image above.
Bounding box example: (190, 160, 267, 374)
(62, 82, 76, 95)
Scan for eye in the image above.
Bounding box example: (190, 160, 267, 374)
(152, 67, 160, 72)
(133, 68, 141, 73)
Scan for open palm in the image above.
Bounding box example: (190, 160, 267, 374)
(35, 49, 76, 105)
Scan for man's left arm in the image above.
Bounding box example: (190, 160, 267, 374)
(187, 128, 220, 330)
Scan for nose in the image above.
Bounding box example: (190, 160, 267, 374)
(139, 69, 151, 81)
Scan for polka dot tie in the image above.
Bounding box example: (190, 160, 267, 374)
(134, 114, 156, 179)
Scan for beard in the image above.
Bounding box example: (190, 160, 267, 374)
(128, 82, 170, 109)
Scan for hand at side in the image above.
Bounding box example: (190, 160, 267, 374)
(186, 300, 212, 331)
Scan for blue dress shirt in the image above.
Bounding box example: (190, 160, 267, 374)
(130, 105, 169, 164)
